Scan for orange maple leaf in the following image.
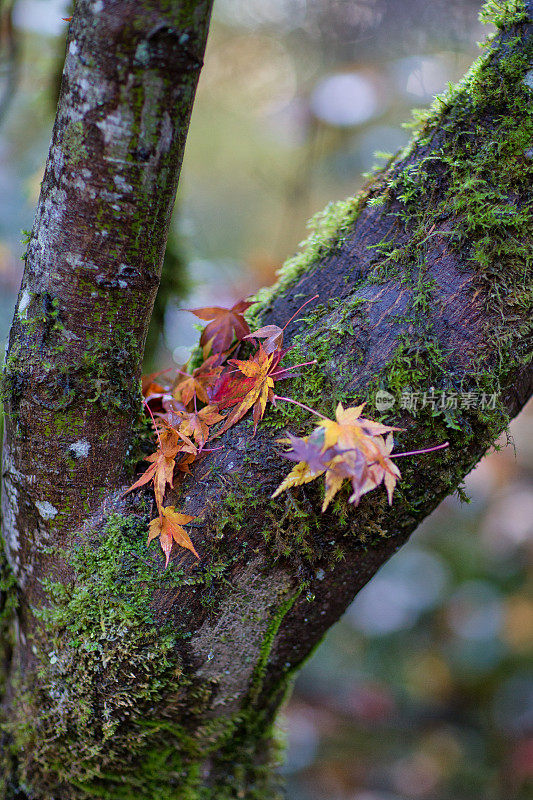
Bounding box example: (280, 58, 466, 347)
(148, 506, 198, 567)
(176, 404, 224, 448)
(217, 346, 280, 435)
(124, 424, 197, 512)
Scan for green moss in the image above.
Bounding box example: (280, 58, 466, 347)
(3, 512, 291, 798)
(246, 196, 366, 328)
(81, 329, 140, 414)
(217, 471, 325, 562)
(247, 590, 301, 706)
(479, 0, 528, 28)
(5, 514, 182, 790)
(62, 121, 89, 165)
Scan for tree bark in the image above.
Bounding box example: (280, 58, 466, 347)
(1, 2, 532, 799)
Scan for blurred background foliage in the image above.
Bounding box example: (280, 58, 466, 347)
(0, 1, 531, 798)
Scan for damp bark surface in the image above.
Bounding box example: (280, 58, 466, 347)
(1, 2, 532, 799)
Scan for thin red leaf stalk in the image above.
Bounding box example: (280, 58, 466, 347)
(281, 294, 320, 330)
(270, 359, 318, 380)
(391, 441, 449, 458)
(143, 397, 162, 448)
(274, 394, 328, 419)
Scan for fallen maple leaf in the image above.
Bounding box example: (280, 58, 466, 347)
(271, 455, 324, 498)
(186, 300, 252, 354)
(124, 424, 197, 513)
(318, 403, 400, 473)
(360, 433, 400, 505)
(216, 345, 283, 435)
(173, 354, 224, 407)
(148, 507, 198, 567)
(322, 448, 370, 511)
(176, 404, 224, 448)
(272, 403, 402, 511)
(277, 430, 328, 472)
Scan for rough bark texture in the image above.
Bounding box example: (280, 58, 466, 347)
(1, 2, 532, 799)
(2, 0, 212, 630)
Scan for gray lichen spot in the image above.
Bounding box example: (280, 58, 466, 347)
(113, 174, 133, 193)
(17, 289, 31, 319)
(65, 252, 82, 268)
(73, 176, 87, 194)
(96, 105, 134, 162)
(35, 500, 59, 521)
(523, 68, 533, 90)
(3, 481, 20, 556)
(134, 40, 150, 66)
(61, 328, 80, 342)
(158, 111, 173, 156)
(68, 439, 91, 459)
(2, 445, 23, 573)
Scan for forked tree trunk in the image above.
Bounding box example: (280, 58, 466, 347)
(1, 2, 532, 798)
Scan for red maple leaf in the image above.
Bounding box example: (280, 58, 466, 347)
(216, 346, 294, 434)
(186, 299, 252, 354)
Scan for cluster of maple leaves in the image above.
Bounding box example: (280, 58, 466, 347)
(272, 404, 401, 511)
(126, 299, 301, 565)
(127, 298, 446, 566)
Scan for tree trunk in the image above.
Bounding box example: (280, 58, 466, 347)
(1, 2, 532, 798)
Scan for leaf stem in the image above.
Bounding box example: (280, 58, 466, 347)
(143, 397, 162, 448)
(274, 395, 328, 419)
(282, 293, 320, 330)
(391, 441, 449, 458)
(271, 359, 318, 378)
